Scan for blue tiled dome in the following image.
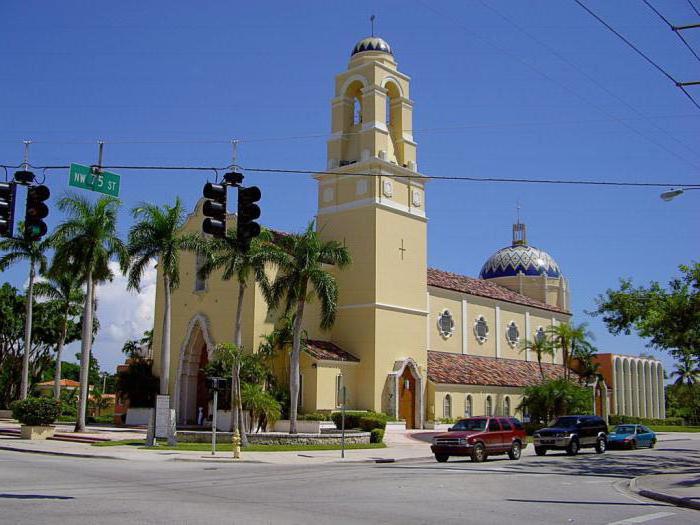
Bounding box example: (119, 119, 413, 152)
(351, 37, 392, 56)
(479, 244, 561, 279)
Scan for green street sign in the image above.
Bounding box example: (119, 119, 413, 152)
(68, 163, 121, 197)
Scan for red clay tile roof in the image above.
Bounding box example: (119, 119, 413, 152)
(305, 340, 360, 363)
(427, 267, 569, 314)
(428, 351, 567, 387)
(36, 379, 80, 388)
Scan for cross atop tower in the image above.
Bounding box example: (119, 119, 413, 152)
(370, 14, 376, 37)
(512, 202, 527, 246)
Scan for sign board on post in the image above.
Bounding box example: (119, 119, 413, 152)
(68, 163, 121, 197)
(155, 395, 174, 440)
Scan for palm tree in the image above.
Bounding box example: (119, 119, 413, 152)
(127, 198, 196, 397)
(194, 228, 275, 446)
(268, 221, 351, 433)
(34, 271, 85, 400)
(52, 194, 129, 433)
(671, 355, 700, 387)
(0, 227, 52, 400)
(519, 337, 555, 381)
(547, 322, 595, 381)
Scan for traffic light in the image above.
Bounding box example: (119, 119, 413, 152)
(237, 186, 261, 252)
(202, 182, 227, 238)
(0, 181, 17, 238)
(24, 184, 50, 240)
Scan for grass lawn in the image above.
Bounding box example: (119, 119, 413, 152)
(93, 439, 387, 452)
(649, 425, 700, 433)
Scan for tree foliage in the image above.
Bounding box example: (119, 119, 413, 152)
(591, 263, 700, 360)
(0, 283, 81, 408)
(519, 379, 593, 425)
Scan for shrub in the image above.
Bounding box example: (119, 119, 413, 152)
(519, 379, 593, 424)
(370, 428, 385, 443)
(439, 417, 458, 424)
(609, 415, 683, 427)
(116, 359, 159, 408)
(359, 413, 388, 431)
(10, 397, 61, 426)
(331, 411, 367, 429)
(298, 411, 332, 421)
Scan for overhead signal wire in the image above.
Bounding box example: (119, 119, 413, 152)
(1, 162, 697, 190)
(476, 0, 700, 169)
(687, 0, 700, 18)
(573, 0, 700, 111)
(642, 0, 700, 64)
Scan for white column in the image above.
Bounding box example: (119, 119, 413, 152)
(650, 362, 658, 418)
(495, 305, 501, 358)
(524, 311, 531, 361)
(631, 360, 640, 417)
(638, 361, 647, 418)
(612, 358, 620, 415)
(462, 299, 468, 355)
(426, 292, 430, 350)
(657, 364, 666, 419)
(645, 361, 653, 418)
(623, 359, 631, 416)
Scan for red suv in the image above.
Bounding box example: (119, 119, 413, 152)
(430, 417, 527, 463)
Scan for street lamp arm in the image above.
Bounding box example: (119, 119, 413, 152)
(660, 187, 700, 201)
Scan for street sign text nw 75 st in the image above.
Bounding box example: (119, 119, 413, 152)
(69, 163, 121, 197)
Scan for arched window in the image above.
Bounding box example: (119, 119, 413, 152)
(443, 394, 452, 419)
(504, 397, 511, 417)
(474, 315, 489, 343)
(194, 252, 207, 292)
(506, 321, 520, 347)
(353, 97, 362, 125)
(535, 326, 546, 344)
(438, 309, 455, 338)
(464, 395, 473, 418)
(485, 396, 493, 417)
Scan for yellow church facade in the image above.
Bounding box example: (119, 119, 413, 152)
(150, 36, 572, 429)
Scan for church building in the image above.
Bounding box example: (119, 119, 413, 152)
(151, 36, 600, 429)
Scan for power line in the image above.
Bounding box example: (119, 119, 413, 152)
(573, 0, 700, 111)
(475, 0, 700, 169)
(642, 0, 700, 64)
(2, 162, 698, 189)
(687, 0, 700, 18)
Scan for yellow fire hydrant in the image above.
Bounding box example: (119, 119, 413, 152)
(232, 429, 241, 460)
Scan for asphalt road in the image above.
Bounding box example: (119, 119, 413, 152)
(1, 436, 699, 524)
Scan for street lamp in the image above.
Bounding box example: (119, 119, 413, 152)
(660, 187, 700, 201)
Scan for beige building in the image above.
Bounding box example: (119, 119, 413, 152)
(152, 36, 577, 429)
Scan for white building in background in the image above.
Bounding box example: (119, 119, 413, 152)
(593, 353, 665, 419)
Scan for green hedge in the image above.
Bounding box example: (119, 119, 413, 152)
(609, 415, 683, 427)
(331, 411, 367, 429)
(359, 413, 388, 431)
(10, 397, 61, 426)
(370, 428, 385, 443)
(297, 411, 333, 421)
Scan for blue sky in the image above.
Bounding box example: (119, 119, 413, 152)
(1, 1, 698, 375)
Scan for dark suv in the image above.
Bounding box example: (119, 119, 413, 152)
(431, 417, 527, 463)
(533, 415, 608, 456)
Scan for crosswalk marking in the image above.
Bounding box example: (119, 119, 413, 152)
(607, 511, 676, 525)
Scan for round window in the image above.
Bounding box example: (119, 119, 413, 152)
(437, 310, 455, 338)
(474, 316, 489, 343)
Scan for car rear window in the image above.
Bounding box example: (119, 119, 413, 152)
(489, 419, 501, 431)
(451, 418, 488, 431)
(509, 418, 524, 430)
(500, 419, 513, 431)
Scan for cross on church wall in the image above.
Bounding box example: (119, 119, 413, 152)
(399, 239, 407, 260)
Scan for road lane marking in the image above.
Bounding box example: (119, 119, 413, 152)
(606, 511, 675, 525)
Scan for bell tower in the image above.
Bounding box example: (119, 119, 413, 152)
(315, 36, 428, 425)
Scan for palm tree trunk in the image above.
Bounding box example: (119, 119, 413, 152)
(54, 318, 68, 400)
(233, 282, 248, 446)
(289, 299, 305, 434)
(160, 274, 171, 396)
(75, 272, 94, 433)
(20, 262, 36, 400)
(537, 352, 545, 381)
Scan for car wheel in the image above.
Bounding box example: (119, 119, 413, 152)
(649, 439, 656, 449)
(470, 443, 486, 463)
(435, 454, 449, 463)
(566, 438, 579, 456)
(508, 441, 522, 460)
(534, 446, 547, 456)
(595, 437, 606, 454)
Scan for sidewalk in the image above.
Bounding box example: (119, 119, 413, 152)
(631, 473, 700, 511)
(0, 428, 434, 465)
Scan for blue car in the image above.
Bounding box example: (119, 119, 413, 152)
(607, 424, 656, 449)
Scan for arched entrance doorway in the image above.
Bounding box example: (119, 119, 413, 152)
(399, 367, 416, 429)
(175, 315, 214, 426)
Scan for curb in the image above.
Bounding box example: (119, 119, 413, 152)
(0, 445, 123, 461)
(629, 477, 700, 511)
